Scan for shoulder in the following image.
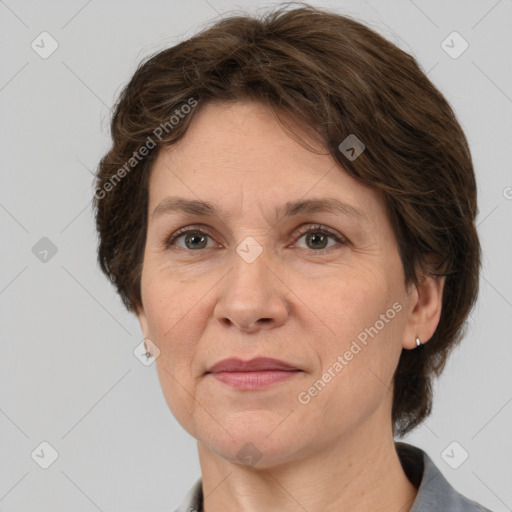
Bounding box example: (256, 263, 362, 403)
(395, 442, 494, 512)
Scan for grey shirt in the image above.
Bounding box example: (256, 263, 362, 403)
(173, 442, 493, 511)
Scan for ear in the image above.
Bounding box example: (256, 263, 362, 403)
(401, 271, 446, 350)
(136, 301, 150, 339)
(135, 301, 161, 359)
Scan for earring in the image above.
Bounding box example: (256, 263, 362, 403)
(415, 336, 421, 348)
(143, 339, 152, 359)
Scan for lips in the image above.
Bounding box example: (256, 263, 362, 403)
(205, 357, 302, 391)
(206, 357, 299, 374)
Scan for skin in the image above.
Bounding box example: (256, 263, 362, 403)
(136, 100, 445, 512)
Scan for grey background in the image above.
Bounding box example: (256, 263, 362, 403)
(1, 0, 511, 511)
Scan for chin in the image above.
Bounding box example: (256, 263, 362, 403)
(198, 419, 308, 469)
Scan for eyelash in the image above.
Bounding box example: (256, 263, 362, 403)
(164, 223, 348, 253)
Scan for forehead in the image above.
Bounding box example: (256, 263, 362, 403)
(147, 100, 386, 222)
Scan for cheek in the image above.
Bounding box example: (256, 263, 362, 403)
(141, 270, 204, 383)
(141, 262, 200, 339)
(143, 279, 206, 434)
(316, 267, 395, 345)
(308, 263, 405, 401)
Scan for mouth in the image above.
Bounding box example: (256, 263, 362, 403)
(205, 357, 302, 390)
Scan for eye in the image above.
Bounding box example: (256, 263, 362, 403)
(164, 223, 347, 252)
(294, 224, 347, 252)
(164, 225, 217, 251)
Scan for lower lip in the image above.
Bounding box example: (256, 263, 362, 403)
(208, 370, 301, 390)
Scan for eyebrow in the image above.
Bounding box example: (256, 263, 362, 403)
(151, 196, 368, 224)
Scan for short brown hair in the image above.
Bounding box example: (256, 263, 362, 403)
(93, 2, 480, 437)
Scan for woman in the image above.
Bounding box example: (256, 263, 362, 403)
(93, 4, 492, 511)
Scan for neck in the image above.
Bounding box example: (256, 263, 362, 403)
(196, 417, 418, 512)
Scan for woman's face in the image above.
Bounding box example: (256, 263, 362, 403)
(137, 100, 437, 467)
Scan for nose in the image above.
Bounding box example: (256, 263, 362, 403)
(213, 247, 290, 333)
